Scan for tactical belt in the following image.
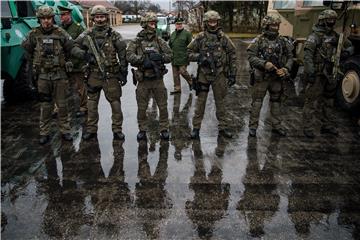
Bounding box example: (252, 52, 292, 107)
(39, 67, 62, 74)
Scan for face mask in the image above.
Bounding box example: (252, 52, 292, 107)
(326, 19, 336, 28)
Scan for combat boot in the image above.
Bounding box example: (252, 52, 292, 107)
(303, 129, 315, 138)
(160, 130, 170, 140)
(39, 135, 50, 145)
(62, 133, 73, 141)
(137, 131, 147, 141)
(219, 129, 233, 138)
(320, 126, 338, 136)
(113, 132, 125, 140)
(272, 127, 287, 137)
(249, 128, 257, 137)
(82, 132, 97, 140)
(191, 128, 200, 139)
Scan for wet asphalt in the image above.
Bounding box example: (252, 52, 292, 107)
(1, 24, 360, 239)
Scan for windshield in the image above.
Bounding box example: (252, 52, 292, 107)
(1, 1, 12, 18)
(157, 18, 167, 25)
(273, 0, 296, 9)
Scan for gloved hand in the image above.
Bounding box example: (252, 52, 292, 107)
(119, 73, 127, 86)
(265, 61, 275, 71)
(143, 57, 153, 69)
(148, 52, 163, 62)
(65, 61, 73, 73)
(227, 75, 236, 87)
(276, 67, 289, 77)
(198, 53, 208, 66)
(84, 52, 96, 65)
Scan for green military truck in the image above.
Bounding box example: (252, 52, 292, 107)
(1, 0, 85, 103)
(267, 0, 360, 112)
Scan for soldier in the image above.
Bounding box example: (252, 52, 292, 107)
(127, 12, 172, 141)
(22, 5, 74, 144)
(302, 10, 353, 138)
(169, 17, 193, 95)
(58, 5, 87, 117)
(247, 14, 293, 137)
(71, 5, 128, 141)
(188, 10, 237, 139)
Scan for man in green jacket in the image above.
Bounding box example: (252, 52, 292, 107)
(169, 18, 193, 94)
(58, 5, 87, 117)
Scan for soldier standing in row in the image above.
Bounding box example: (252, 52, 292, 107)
(302, 10, 353, 138)
(247, 14, 293, 137)
(169, 17, 193, 95)
(72, 5, 128, 140)
(58, 5, 87, 118)
(22, 5, 74, 144)
(127, 13, 172, 141)
(188, 10, 237, 139)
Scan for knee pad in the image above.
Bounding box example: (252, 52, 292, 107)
(87, 84, 102, 94)
(198, 82, 210, 93)
(38, 92, 52, 102)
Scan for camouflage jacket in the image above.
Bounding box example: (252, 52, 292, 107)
(304, 24, 352, 77)
(22, 25, 74, 80)
(187, 29, 237, 77)
(247, 33, 293, 73)
(72, 25, 128, 76)
(126, 29, 172, 79)
(61, 21, 85, 72)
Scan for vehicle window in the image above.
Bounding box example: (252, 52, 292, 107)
(1, 1, 12, 18)
(303, 0, 324, 7)
(158, 18, 167, 25)
(273, 0, 296, 9)
(16, 1, 35, 17)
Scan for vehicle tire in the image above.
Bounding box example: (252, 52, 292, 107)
(336, 56, 360, 115)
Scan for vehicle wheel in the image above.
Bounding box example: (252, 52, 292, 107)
(336, 57, 360, 114)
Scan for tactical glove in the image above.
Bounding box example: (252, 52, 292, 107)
(84, 52, 96, 65)
(276, 67, 289, 78)
(143, 57, 153, 69)
(65, 61, 73, 73)
(227, 75, 236, 87)
(198, 53, 208, 66)
(119, 73, 128, 86)
(148, 52, 163, 62)
(265, 61, 275, 71)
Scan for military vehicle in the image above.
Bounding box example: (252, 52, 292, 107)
(267, 0, 360, 112)
(1, 0, 85, 103)
(156, 16, 170, 41)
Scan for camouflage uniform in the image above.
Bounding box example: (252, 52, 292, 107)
(247, 14, 293, 137)
(72, 5, 128, 140)
(188, 10, 237, 139)
(58, 5, 87, 116)
(22, 5, 73, 144)
(302, 10, 353, 138)
(126, 13, 172, 141)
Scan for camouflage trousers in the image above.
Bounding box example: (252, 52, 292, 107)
(249, 71, 284, 130)
(86, 73, 123, 133)
(38, 78, 71, 136)
(136, 79, 169, 131)
(172, 65, 192, 92)
(303, 74, 336, 131)
(192, 72, 228, 130)
(69, 72, 87, 113)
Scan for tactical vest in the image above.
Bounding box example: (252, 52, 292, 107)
(257, 35, 286, 69)
(197, 32, 228, 75)
(313, 31, 338, 73)
(33, 29, 66, 73)
(136, 36, 166, 80)
(89, 29, 120, 73)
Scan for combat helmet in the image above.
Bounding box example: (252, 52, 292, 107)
(90, 5, 108, 16)
(36, 5, 55, 18)
(203, 10, 221, 22)
(318, 9, 337, 21)
(140, 12, 158, 28)
(261, 14, 281, 29)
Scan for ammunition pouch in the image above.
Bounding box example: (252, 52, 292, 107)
(38, 92, 52, 102)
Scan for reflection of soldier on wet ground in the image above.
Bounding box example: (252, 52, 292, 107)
(170, 93, 193, 160)
(41, 144, 87, 239)
(186, 140, 230, 238)
(135, 140, 172, 239)
(237, 134, 281, 238)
